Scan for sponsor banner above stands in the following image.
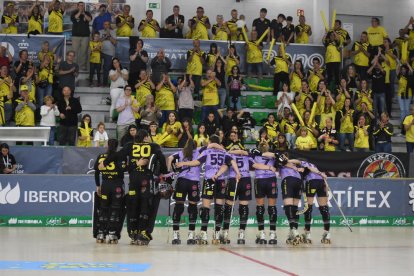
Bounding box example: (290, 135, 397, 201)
(288, 151, 410, 178)
(0, 35, 65, 65)
(3, 147, 413, 177)
(116, 38, 325, 72)
(0, 175, 413, 226)
(9, 146, 63, 174)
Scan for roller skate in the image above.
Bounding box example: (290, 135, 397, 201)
(107, 231, 118, 244)
(187, 231, 196, 245)
(301, 231, 312, 244)
(129, 230, 138, 245)
(220, 229, 230, 244)
(136, 230, 151, 246)
(237, 229, 246, 244)
(96, 232, 106, 244)
(321, 231, 331, 244)
(268, 230, 277, 245)
(286, 229, 301, 246)
(255, 230, 267, 244)
(212, 231, 221, 245)
(172, 230, 181, 245)
(197, 231, 208, 245)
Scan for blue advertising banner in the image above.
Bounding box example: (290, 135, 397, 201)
(0, 175, 95, 217)
(0, 175, 413, 219)
(0, 34, 65, 66)
(116, 38, 326, 72)
(9, 146, 63, 174)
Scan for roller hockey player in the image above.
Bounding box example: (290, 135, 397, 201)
(167, 139, 204, 245)
(93, 139, 126, 244)
(176, 135, 241, 245)
(214, 146, 276, 245)
(290, 159, 330, 244)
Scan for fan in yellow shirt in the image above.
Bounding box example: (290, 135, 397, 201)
(354, 115, 371, 152)
(295, 127, 315, 150)
(47, 0, 65, 34)
(355, 79, 373, 112)
(194, 123, 209, 147)
(212, 15, 230, 41)
(1, 3, 18, 34)
(201, 70, 221, 107)
(227, 9, 239, 41)
(307, 58, 325, 92)
(190, 7, 211, 40)
(295, 15, 312, 44)
(290, 61, 305, 93)
(366, 17, 388, 53)
(263, 113, 279, 139)
(162, 112, 182, 148)
(135, 70, 155, 107)
(246, 30, 264, 78)
(138, 10, 160, 38)
(155, 73, 177, 121)
(186, 40, 206, 77)
(403, 107, 414, 152)
(116, 5, 135, 37)
(28, 2, 45, 35)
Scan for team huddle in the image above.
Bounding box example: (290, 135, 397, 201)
(93, 130, 331, 246)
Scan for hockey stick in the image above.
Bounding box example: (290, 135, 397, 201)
(167, 197, 171, 243)
(228, 179, 239, 231)
(324, 178, 353, 232)
(296, 190, 309, 215)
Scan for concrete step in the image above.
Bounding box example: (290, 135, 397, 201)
(75, 86, 110, 94)
(78, 94, 109, 105)
(82, 104, 110, 112)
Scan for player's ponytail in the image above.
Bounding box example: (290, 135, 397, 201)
(183, 139, 196, 161)
(107, 139, 118, 159)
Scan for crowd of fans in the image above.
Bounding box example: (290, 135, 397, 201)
(0, 1, 414, 153)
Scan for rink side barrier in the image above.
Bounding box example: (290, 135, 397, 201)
(0, 175, 413, 227)
(8, 146, 413, 178)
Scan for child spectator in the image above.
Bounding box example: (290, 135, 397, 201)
(77, 114, 93, 147)
(194, 123, 209, 147)
(295, 126, 315, 150)
(40, 95, 60, 145)
(94, 122, 109, 147)
(284, 113, 298, 149)
(89, 32, 102, 86)
(273, 133, 289, 151)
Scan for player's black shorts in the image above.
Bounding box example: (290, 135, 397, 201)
(173, 178, 200, 202)
(255, 177, 278, 199)
(226, 177, 252, 201)
(281, 176, 302, 199)
(305, 179, 327, 198)
(201, 178, 227, 200)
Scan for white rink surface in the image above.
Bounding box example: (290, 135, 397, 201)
(0, 227, 414, 276)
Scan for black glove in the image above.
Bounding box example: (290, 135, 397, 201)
(249, 148, 262, 156)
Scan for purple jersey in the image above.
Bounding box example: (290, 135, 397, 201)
(197, 148, 233, 180)
(172, 149, 201, 182)
(279, 165, 301, 181)
(300, 161, 323, 181)
(254, 156, 276, 179)
(228, 154, 254, 179)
